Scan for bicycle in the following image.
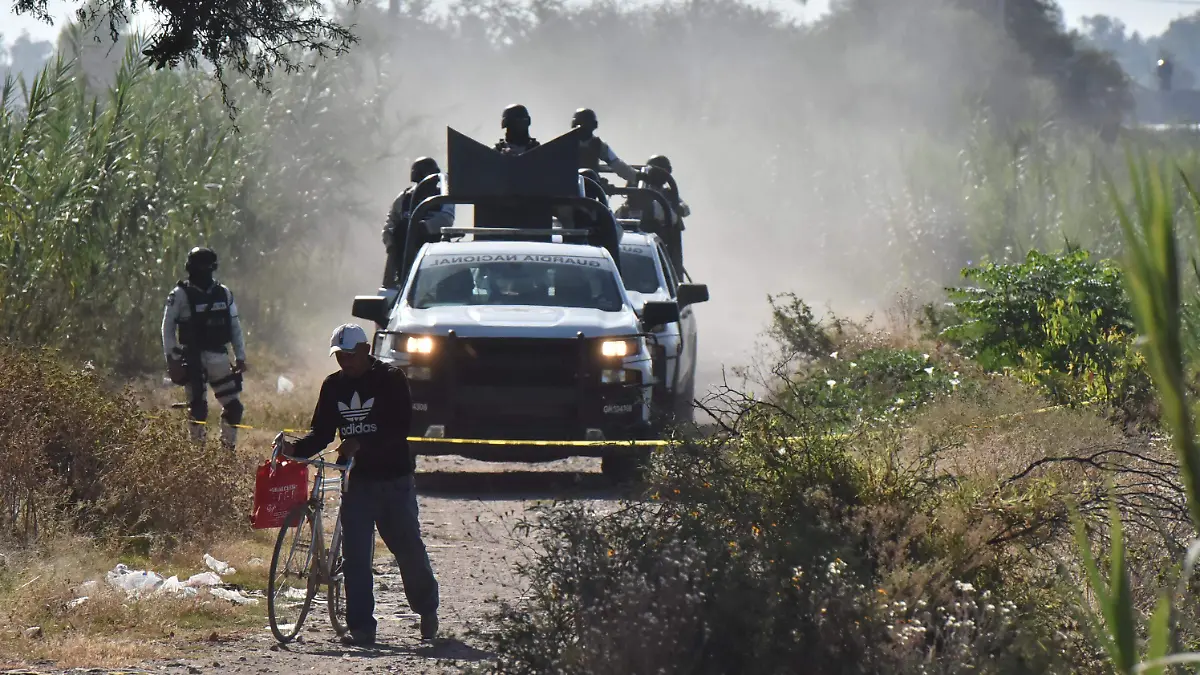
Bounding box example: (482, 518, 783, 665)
(266, 431, 355, 643)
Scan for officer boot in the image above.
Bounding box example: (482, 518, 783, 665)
(190, 421, 208, 445)
(220, 398, 244, 453)
(220, 422, 237, 453)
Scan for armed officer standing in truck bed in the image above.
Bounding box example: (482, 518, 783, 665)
(382, 157, 456, 287)
(571, 108, 638, 185)
(494, 104, 540, 155)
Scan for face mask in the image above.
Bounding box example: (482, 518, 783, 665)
(189, 269, 215, 287)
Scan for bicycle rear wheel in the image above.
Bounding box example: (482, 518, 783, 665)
(327, 519, 347, 636)
(268, 502, 319, 643)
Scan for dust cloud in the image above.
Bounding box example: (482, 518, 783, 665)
(293, 0, 1039, 392)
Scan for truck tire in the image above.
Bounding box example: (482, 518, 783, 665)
(601, 452, 647, 484)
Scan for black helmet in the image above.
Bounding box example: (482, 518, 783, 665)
(572, 108, 598, 131)
(410, 156, 440, 183)
(502, 104, 531, 129)
(646, 155, 673, 174)
(186, 246, 218, 272)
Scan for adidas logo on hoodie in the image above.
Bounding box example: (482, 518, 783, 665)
(338, 391, 378, 435)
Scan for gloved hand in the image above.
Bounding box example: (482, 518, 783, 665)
(235, 359, 248, 374)
(166, 356, 187, 385)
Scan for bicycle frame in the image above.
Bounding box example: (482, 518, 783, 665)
(271, 433, 355, 590)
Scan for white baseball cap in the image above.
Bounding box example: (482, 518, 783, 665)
(329, 323, 369, 355)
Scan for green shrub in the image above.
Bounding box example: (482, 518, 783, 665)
(475, 299, 1088, 674)
(940, 249, 1150, 413)
(476, 420, 1070, 674)
(764, 294, 961, 433)
(942, 249, 1133, 369)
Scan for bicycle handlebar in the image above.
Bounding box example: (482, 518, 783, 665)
(270, 432, 356, 489)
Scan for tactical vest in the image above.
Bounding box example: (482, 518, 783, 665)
(397, 176, 443, 222)
(176, 281, 233, 352)
(494, 137, 540, 155)
(578, 137, 604, 171)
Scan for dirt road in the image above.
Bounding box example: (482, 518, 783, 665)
(139, 454, 623, 675)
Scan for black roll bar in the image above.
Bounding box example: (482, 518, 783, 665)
(401, 193, 625, 279)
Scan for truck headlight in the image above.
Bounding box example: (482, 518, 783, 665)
(600, 338, 639, 358)
(406, 335, 435, 354)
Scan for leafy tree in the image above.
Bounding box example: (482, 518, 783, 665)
(8, 0, 361, 97)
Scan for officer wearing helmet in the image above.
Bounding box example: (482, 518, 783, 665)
(645, 155, 690, 219)
(572, 108, 638, 184)
(382, 156, 456, 287)
(616, 154, 691, 224)
(161, 247, 247, 451)
(494, 104, 540, 155)
(614, 155, 690, 271)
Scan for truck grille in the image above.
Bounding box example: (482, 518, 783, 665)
(451, 337, 583, 387)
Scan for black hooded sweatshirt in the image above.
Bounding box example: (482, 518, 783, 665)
(291, 357, 414, 480)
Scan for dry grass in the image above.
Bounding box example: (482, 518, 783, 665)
(127, 345, 329, 441)
(909, 375, 1127, 479)
(0, 535, 273, 667)
(0, 342, 327, 667)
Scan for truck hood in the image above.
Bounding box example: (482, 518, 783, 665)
(397, 304, 641, 338)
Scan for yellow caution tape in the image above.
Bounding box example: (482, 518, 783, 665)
(159, 398, 1101, 448)
(409, 437, 669, 446)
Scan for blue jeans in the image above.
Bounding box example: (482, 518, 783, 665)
(339, 474, 439, 635)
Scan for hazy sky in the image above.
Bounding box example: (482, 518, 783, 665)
(2, 0, 1197, 48)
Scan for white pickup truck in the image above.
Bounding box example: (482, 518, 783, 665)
(352, 233, 682, 481)
(616, 231, 708, 425)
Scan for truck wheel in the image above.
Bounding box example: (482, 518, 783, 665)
(602, 453, 646, 484)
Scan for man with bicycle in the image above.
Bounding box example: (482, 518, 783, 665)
(279, 323, 439, 645)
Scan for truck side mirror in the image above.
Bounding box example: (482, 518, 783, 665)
(641, 300, 681, 327)
(676, 283, 709, 308)
(352, 296, 389, 326)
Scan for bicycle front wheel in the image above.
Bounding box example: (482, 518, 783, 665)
(268, 502, 319, 643)
(326, 520, 347, 636)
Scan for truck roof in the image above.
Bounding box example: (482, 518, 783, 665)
(418, 239, 616, 262)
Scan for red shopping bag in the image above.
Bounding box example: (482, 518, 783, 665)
(250, 458, 310, 529)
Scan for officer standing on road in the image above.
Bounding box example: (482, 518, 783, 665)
(572, 108, 638, 184)
(382, 157, 455, 287)
(161, 246, 247, 451)
(494, 104, 540, 155)
(279, 324, 439, 646)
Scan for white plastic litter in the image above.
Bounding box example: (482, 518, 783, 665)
(204, 553, 236, 576)
(75, 580, 99, 596)
(161, 576, 199, 598)
(67, 597, 89, 609)
(277, 375, 295, 394)
(210, 588, 259, 605)
(185, 572, 222, 588)
(105, 564, 164, 597)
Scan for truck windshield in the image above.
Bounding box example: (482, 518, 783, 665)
(618, 252, 662, 294)
(410, 254, 625, 312)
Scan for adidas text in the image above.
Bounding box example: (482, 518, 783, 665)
(340, 422, 378, 435)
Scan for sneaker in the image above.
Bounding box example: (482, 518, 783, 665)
(420, 613, 438, 640)
(340, 629, 375, 646)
